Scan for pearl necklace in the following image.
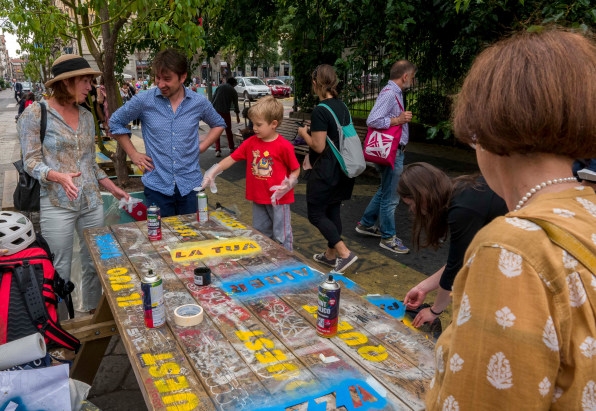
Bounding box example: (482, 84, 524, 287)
(515, 177, 577, 210)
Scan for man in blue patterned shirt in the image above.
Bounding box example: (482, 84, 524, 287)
(355, 60, 416, 254)
(110, 49, 226, 217)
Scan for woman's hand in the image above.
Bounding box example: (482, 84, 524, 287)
(49, 170, 82, 201)
(111, 186, 130, 202)
(412, 307, 439, 328)
(404, 286, 427, 310)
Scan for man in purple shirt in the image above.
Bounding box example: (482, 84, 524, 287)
(355, 60, 416, 253)
(110, 49, 225, 217)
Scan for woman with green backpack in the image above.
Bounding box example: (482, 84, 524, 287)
(297, 64, 359, 273)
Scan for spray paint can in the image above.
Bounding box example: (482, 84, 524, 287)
(147, 204, 162, 241)
(316, 274, 341, 338)
(196, 189, 209, 222)
(193, 267, 212, 286)
(141, 269, 165, 328)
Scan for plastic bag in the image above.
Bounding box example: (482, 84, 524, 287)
(118, 197, 147, 221)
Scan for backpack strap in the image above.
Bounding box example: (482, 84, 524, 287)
(40, 101, 47, 144)
(0, 271, 12, 344)
(318, 102, 353, 135)
(14, 262, 81, 352)
(317, 103, 344, 165)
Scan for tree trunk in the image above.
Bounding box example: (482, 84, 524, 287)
(100, 4, 129, 185)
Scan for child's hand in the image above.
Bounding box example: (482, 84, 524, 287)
(199, 164, 223, 193)
(270, 176, 298, 205)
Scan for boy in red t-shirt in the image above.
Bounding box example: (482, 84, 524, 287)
(201, 96, 300, 250)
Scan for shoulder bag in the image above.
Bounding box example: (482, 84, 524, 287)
(362, 95, 404, 168)
(318, 102, 366, 179)
(13, 103, 47, 212)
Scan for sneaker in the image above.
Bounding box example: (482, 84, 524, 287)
(313, 252, 337, 268)
(577, 168, 596, 182)
(215, 150, 221, 157)
(355, 222, 381, 237)
(334, 252, 358, 273)
(380, 236, 410, 254)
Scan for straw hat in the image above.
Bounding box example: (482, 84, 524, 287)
(45, 54, 102, 88)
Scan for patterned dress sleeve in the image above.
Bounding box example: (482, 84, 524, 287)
(427, 240, 561, 410)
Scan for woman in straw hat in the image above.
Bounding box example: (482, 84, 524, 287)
(18, 54, 129, 315)
(425, 29, 596, 410)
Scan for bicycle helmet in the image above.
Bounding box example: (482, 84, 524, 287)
(0, 211, 36, 255)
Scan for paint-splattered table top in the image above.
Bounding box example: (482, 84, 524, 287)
(84, 211, 435, 411)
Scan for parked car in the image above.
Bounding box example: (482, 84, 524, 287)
(276, 76, 294, 94)
(234, 77, 271, 101)
(21, 81, 32, 93)
(264, 78, 291, 98)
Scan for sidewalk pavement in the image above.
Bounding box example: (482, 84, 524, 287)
(0, 88, 477, 410)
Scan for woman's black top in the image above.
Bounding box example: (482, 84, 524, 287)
(306, 98, 355, 204)
(440, 177, 508, 291)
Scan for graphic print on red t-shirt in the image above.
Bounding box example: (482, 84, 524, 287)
(251, 149, 274, 178)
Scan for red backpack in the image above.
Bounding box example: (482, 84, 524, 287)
(0, 235, 80, 352)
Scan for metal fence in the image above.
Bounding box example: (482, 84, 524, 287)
(340, 53, 447, 123)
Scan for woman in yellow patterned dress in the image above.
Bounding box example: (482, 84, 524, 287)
(426, 29, 596, 410)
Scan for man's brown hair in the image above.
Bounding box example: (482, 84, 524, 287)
(152, 48, 188, 78)
(453, 29, 596, 157)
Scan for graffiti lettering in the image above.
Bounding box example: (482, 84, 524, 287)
(140, 352, 200, 411)
(302, 305, 388, 362)
(211, 211, 247, 229)
(171, 238, 261, 262)
(95, 233, 122, 259)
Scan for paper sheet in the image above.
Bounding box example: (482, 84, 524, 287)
(0, 364, 71, 411)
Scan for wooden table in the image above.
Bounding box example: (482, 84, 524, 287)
(83, 211, 435, 410)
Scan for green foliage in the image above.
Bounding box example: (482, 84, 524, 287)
(416, 91, 452, 125)
(426, 120, 453, 141)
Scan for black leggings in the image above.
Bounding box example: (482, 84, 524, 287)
(307, 201, 343, 249)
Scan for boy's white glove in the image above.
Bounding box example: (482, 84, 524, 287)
(199, 164, 223, 193)
(270, 175, 298, 205)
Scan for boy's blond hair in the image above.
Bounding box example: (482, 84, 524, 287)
(248, 95, 284, 125)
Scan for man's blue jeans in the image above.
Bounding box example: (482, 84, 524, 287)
(359, 149, 405, 239)
(144, 185, 197, 217)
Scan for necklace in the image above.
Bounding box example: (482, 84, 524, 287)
(515, 177, 577, 210)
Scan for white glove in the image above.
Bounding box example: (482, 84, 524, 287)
(199, 164, 223, 193)
(270, 176, 298, 205)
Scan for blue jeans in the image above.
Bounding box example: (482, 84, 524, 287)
(144, 185, 197, 217)
(359, 149, 405, 239)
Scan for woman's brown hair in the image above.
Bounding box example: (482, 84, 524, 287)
(453, 28, 596, 158)
(48, 76, 87, 105)
(397, 163, 453, 250)
(312, 64, 338, 98)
